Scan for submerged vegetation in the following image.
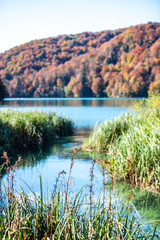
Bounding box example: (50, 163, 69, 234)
(115, 181, 160, 223)
(0, 151, 159, 239)
(0, 110, 73, 157)
(85, 94, 160, 192)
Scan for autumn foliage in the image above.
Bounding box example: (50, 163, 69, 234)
(0, 22, 160, 98)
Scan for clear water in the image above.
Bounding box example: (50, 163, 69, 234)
(1, 98, 160, 230)
(1, 97, 135, 128)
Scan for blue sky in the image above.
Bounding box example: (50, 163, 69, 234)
(0, 0, 160, 53)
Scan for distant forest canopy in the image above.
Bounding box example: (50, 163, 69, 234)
(0, 22, 160, 98)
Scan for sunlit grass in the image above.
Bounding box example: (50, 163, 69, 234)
(85, 94, 160, 192)
(0, 110, 74, 157)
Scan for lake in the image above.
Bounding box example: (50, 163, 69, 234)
(0, 98, 160, 230)
(1, 97, 138, 128)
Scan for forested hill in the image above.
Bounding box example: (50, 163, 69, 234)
(0, 22, 160, 98)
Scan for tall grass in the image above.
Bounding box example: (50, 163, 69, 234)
(0, 151, 158, 239)
(0, 110, 74, 157)
(85, 94, 160, 192)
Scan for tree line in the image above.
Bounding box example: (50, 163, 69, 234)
(0, 22, 160, 98)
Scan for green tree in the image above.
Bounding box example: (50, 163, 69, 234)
(81, 63, 93, 97)
(64, 86, 73, 97)
(0, 78, 8, 101)
(81, 63, 87, 85)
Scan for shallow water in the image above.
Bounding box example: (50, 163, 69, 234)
(1, 98, 159, 230)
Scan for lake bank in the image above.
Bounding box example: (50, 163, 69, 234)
(85, 95, 160, 193)
(0, 110, 73, 158)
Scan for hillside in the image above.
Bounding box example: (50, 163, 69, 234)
(0, 22, 160, 98)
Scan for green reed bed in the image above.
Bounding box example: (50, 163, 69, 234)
(0, 152, 158, 240)
(0, 110, 74, 157)
(85, 94, 160, 192)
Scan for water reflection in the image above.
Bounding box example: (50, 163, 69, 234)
(2, 97, 139, 107)
(2, 135, 111, 205)
(1, 98, 138, 128)
(1, 134, 160, 230)
(1, 98, 158, 230)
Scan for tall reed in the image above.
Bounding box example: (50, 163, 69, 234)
(0, 150, 159, 239)
(85, 94, 160, 192)
(0, 110, 74, 157)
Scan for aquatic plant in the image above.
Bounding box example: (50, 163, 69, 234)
(0, 110, 74, 157)
(85, 94, 160, 192)
(0, 151, 159, 239)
